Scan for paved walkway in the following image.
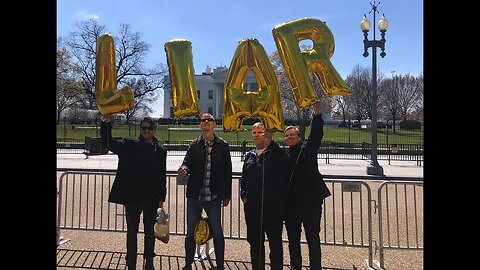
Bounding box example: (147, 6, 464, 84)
(57, 153, 423, 178)
(57, 247, 352, 270)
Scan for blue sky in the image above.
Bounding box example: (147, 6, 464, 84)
(57, 0, 423, 117)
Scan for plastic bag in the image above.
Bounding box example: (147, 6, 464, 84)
(194, 213, 213, 245)
(154, 208, 170, 243)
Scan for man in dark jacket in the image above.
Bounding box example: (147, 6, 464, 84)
(240, 122, 289, 270)
(283, 101, 331, 270)
(177, 113, 232, 270)
(101, 114, 167, 270)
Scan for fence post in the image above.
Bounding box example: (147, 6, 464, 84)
(241, 140, 247, 161)
(57, 187, 60, 246)
(325, 143, 330, 164)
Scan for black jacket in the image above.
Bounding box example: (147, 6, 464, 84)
(181, 134, 232, 200)
(100, 122, 167, 206)
(285, 114, 331, 206)
(240, 141, 289, 213)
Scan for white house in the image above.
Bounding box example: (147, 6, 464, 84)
(163, 65, 258, 119)
(163, 65, 331, 121)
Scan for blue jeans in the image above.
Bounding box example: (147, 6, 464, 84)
(185, 197, 225, 268)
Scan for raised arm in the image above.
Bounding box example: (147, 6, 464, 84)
(305, 101, 325, 154)
(100, 114, 124, 154)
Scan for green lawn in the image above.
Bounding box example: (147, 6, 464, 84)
(57, 124, 423, 145)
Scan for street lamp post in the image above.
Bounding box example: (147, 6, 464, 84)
(361, 1, 388, 176)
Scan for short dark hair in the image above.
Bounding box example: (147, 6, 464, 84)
(139, 117, 157, 129)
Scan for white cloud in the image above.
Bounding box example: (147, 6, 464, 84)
(76, 10, 100, 21)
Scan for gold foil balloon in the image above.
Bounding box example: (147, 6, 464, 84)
(272, 18, 352, 108)
(164, 39, 200, 118)
(95, 34, 135, 115)
(223, 38, 285, 132)
(194, 216, 213, 245)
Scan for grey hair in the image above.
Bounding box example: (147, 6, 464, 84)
(284, 125, 299, 135)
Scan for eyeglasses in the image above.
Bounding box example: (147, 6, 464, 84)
(201, 118, 215, 123)
(141, 126, 154, 131)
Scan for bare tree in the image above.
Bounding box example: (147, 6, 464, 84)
(379, 76, 402, 132)
(345, 64, 370, 126)
(57, 39, 83, 124)
(63, 19, 167, 120)
(397, 74, 423, 121)
(411, 72, 423, 121)
(333, 95, 353, 123)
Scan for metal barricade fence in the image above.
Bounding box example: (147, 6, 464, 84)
(376, 181, 424, 270)
(57, 170, 423, 269)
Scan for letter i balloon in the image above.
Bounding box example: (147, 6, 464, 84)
(164, 39, 200, 118)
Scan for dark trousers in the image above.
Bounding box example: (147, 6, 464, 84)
(244, 204, 284, 270)
(124, 202, 157, 267)
(284, 203, 323, 270)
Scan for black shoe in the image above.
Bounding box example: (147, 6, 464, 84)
(144, 259, 155, 270)
(182, 266, 192, 270)
(145, 265, 155, 270)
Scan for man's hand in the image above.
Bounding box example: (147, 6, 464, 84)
(222, 198, 231, 207)
(101, 114, 112, 123)
(177, 165, 188, 177)
(312, 101, 323, 115)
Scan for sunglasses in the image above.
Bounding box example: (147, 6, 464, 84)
(201, 118, 215, 123)
(141, 126, 154, 131)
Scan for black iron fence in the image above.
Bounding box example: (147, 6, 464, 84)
(57, 138, 423, 165)
(57, 120, 423, 146)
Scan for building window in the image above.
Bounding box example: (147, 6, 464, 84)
(208, 107, 213, 115)
(197, 90, 200, 99)
(208, 90, 213, 99)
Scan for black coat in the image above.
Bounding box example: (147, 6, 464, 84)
(285, 114, 331, 206)
(241, 141, 290, 213)
(181, 134, 232, 200)
(100, 122, 167, 206)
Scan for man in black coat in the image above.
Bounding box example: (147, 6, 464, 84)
(177, 113, 232, 270)
(101, 114, 167, 270)
(283, 101, 331, 270)
(240, 122, 289, 270)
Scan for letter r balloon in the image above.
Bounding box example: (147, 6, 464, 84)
(272, 18, 352, 108)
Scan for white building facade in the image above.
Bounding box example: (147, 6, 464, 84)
(163, 65, 331, 121)
(163, 65, 258, 119)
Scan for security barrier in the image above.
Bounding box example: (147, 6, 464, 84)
(57, 170, 423, 269)
(376, 181, 424, 269)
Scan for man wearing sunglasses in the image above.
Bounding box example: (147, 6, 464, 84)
(100, 114, 167, 270)
(178, 113, 232, 270)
